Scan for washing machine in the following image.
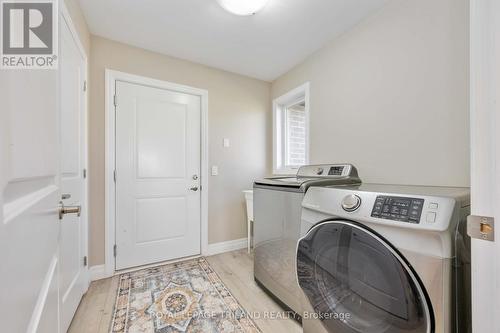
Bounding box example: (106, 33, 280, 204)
(297, 184, 471, 333)
(253, 164, 361, 316)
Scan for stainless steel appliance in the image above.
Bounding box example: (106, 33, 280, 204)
(253, 164, 361, 316)
(298, 184, 471, 333)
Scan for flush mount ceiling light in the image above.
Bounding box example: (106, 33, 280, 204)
(216, 0, 270, 16)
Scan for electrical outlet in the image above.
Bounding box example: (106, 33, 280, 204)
(211, 166, 219, 176)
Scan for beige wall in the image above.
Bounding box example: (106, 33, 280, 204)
(272, 0, 470, 187)
(89, 36, 271, 265)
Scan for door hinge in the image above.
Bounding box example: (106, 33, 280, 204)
(83, 80, 87, 92)
(113, 94, 118, 107)
(113, 170, 117, 183)
(113, 244, 117, 257)
(467, 215, 495, 242)
(83, 256, 88, 267)
(83, 168, 87, 179)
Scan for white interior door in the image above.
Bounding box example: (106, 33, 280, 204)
(470, 0, 500, 332)
(0, 64, 60, 332)
(59, 12, 87, 332)
(115, 80, 201, 270)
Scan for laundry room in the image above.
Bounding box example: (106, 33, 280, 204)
(0, 0, 497, 333)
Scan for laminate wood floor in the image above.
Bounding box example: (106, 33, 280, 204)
(68, 249, 302, 333)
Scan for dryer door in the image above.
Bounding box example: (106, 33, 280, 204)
(297, 219, 433, 333)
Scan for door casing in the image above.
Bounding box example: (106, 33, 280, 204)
(469, 0, 500, 332)
(104, 70, 209, 278)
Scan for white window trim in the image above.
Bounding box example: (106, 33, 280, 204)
(273, 82, 310, 175)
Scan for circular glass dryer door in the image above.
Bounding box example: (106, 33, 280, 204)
(297, 219, 433, 333)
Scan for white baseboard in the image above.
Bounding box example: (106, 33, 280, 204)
(206, 237, 248, 256)
(89, 238, 247, 280)
(89, 265, 108, 281)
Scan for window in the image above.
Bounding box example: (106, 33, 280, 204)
(285, 102, 307, 166)
(273, 83, 310, 175)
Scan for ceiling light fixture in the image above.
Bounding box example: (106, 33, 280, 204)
(216, 0, 270, 16)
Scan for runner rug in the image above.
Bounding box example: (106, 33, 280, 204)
(110, 257, 261, 333)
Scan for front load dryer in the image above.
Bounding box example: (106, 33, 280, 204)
(297, 184, 471, 333)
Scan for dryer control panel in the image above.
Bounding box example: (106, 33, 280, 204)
(371, 196, 424, 223)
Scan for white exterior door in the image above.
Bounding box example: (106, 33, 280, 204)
(470, 0, 500, 332)
(115, 81, 201, 270)
(59, 12, 87, 332)
(0, 63, 60, 332)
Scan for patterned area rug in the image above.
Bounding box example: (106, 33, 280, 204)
(110, 257, 261, 333)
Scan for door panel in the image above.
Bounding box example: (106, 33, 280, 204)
(35, 256, 59, 333)
(115, 81, 201, 270)
(0, 69, 60, 333)
(135, 197, 187, 243)
(59, 12, 87, 332)
(136, 100, 187, 178)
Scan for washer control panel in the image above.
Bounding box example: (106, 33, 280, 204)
(371, 196, 425, 223)
(296, 164, 358, 178)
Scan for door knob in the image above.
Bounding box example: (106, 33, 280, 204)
(59, 201, 81, 220)
(189, 186, 199, 192)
